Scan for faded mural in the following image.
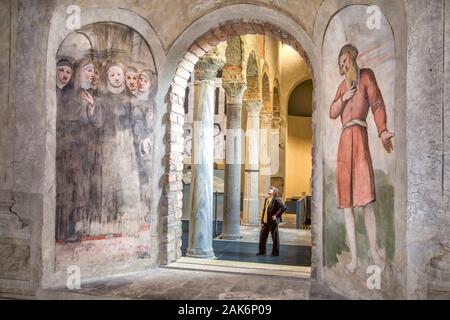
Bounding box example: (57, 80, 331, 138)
(323, 5, 396, 297)
(55, 22, 156, 251)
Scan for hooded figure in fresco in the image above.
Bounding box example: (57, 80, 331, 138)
(56, 57, 98, 242)
(329, 44, 395, 273)
(129, 68, 156, 203)
(125, 66, 140, 97)
(134, 68, 156, 156)
(89, 60, 144, 236)
(56, 58, 73, 105)
(91, 60, 103, 96)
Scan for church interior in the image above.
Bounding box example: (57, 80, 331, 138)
(0, 0, 449, 301)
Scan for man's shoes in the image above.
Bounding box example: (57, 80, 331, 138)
(271, 253, 279, 256)
(256, 252, 266, 256)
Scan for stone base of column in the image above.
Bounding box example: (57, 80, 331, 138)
(220, 233, 241, 240)
(241, 223, 260, 227)
(186, 248, 216, 259)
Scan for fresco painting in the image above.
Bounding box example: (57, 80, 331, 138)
(55, 23, 156, 244)
(323, 5, 396, 296)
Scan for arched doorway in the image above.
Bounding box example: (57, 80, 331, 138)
(164, 16, 318, 276)
(285, 79, 313, 230)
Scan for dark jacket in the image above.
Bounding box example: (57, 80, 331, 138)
(261, 196, 287, 225)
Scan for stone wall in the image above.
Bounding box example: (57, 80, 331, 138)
(0, 0, 14, 190)
(405, 0, 450, 299)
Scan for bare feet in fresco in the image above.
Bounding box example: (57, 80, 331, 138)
(346, 260, 357, 274)
(370, 248, 387, 272)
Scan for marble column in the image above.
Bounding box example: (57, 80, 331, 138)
(221, 79, 246, 240)
(258, 112, 273, 220)
(271, 115, 282, 186)
(187, 52, 224, 258)
(242, 100, 262, 225)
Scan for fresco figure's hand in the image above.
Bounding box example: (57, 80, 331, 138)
(80, 90, 95, 107)
(380, 130, 395, 153)
(140, 137, 153, 158)
(342, 86, 357, 102)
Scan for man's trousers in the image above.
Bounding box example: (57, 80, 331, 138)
(258, 222, 280, 255)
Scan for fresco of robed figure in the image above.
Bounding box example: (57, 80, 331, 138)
(55, 22, 156, 243)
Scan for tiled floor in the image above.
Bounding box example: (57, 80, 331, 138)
(182, 221, 312, 267)
(230, 224, 312, 246)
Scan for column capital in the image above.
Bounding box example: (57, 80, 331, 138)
(244, 100, 263, 116)
(260, 112, 273, 127)
(194, 50, 225, 82)
(222, 79, 247, 105)
(272, 116, 282, 129)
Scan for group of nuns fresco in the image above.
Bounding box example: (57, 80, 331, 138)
(55, 37, 156, 242)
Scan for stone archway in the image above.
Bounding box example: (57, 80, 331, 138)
(162, 15, 320, 276)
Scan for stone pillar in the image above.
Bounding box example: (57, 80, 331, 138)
(221, 79, 246, 240)
(258, 112, 273, 220)
(187, 52, 224, 258)
(270, 116, 282, 193)
(243, 100, 262, 225)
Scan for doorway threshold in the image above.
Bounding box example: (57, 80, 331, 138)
(162, 257, 311, 279)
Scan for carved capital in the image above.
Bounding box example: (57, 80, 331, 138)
(272, 116, 282, 129)
(243, 100, 262, 115)
(194, 50, 225, 82)
(223, 79, 247, 105)
(260, 113, 273, 127)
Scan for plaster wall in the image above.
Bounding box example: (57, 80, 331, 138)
(286, 116, 313, 198)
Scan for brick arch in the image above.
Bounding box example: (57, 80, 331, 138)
(163, 19, 315, 265)
(169, 19, 311, 103)
(272, 83, 280, 120)
(244, 51, 260, 100)
(261, 72, 272, 114)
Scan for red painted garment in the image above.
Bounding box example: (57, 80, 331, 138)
(329, 68, 388, 209)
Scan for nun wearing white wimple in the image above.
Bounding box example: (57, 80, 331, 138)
(130, 68, 157, 203)
(89, 60, 144, 236)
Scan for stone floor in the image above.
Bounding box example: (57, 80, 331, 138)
(229, 224, 312, 246)
(37, 217, 322, 300)
(182, 219, 312, 266)
(38, 267, 345, 300)
(187, 239, 312, 266)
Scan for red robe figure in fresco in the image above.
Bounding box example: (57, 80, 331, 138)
(329, 44, 394, 273)
(330, 68, 387, 209)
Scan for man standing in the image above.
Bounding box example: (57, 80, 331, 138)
(329, 44, 394, 273)
(257, 186, 286, 256)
